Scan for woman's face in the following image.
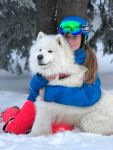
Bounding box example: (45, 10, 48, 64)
(64, 34, 82, 51)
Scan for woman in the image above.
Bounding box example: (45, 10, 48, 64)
(2, 16, 101, 134)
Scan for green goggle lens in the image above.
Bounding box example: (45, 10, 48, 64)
(59, 21, 83, 35)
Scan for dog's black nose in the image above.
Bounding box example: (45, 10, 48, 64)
(37, 55, 43, 61)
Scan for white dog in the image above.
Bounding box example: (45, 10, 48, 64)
(29, 32, 113, 136)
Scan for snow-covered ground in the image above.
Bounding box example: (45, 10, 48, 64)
(97, 50, 113, 90)
(1, 131, 113, 150)
(0, 50, 113, 150)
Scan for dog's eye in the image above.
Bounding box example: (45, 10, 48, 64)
(39, 49, 42, 52)
(48, 50, 53, 53)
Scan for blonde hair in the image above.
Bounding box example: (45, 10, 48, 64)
(83, 45, 98, 84)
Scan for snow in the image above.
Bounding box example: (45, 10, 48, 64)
(1, 91, 113, 150)
(0, 50, 113, 150)
(96, 41, 113, 73)
(97, 51, 113, 73)
(8, 49, 28, 74)
(1, 132, 113, 150)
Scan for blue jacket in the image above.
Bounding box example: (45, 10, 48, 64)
(27, 48, 101, 107)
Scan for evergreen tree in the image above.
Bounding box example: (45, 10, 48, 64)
(0, 0, 37, 74)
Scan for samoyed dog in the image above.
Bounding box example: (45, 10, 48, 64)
(29, 32, 113, 136)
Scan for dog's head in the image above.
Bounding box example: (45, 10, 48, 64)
(29, 32, 74, 75)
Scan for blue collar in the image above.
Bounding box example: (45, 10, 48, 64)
(74, 48, 86, 65)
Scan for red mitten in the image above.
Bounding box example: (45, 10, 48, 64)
(4, 100, 36, 134)
(1, 106, 20, 123)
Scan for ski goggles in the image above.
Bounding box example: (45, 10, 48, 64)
(58, 20, 88, 36)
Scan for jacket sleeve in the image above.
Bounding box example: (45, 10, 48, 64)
(27, 74, 48, 102)
(44, 74, 102, 107)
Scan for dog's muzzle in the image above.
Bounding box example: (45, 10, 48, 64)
(37, 55, 44, 65)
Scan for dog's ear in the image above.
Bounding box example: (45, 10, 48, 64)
(37, 31, 45, 40)
(55, 34, 64, 47)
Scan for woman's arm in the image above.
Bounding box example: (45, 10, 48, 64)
(27, 74, 48, 102)
(44, 74, 102, 107)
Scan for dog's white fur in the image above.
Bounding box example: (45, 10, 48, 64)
(29, 32, 113, 136)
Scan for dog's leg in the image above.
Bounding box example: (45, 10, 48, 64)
(29, 101, 52, 136)
(80, 111, 113, 135)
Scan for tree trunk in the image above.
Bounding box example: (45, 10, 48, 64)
(57, 0, 89, 26)
(35, 0, 89, 35)
(34, 0, 57, 35)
